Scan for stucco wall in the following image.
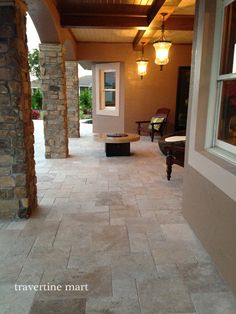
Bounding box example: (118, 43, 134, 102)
(78, 43, 192, 133)
(124, 44, 192, 133)
(183, 167, 236, 295)
(183, 0, 236, 296)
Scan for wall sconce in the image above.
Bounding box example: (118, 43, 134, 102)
(153, 13, 172, 71)
(136, 43, 148, 79)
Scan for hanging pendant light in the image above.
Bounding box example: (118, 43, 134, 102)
(136, 43, 148, 79)
(153, 13, 172, 71)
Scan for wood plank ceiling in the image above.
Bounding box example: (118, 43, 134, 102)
(55, 0, 195, 48)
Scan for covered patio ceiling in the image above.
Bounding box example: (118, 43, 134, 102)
(55, 0, 195, 49)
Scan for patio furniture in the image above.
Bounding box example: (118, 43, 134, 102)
(94, 133, 140, 157)
(136, 108, 170, 142)
(158, 131, 186, 180)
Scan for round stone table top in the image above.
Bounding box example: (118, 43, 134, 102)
(165, 136, 186, 143)
(94, 133, 140, 144)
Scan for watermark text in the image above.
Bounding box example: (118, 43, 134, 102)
(14, 283, 89, 292)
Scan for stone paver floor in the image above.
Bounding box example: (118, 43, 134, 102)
(0, 121, 236, 313)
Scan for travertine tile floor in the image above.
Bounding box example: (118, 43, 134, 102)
(0, 120, 236, 314)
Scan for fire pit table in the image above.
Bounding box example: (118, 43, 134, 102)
(94, 133, 140, 157)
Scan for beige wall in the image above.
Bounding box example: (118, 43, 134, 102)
(91, 63, 125, 133)
(78, 42, 192, 133)
(183, 167, 236, 295)
(183, 0, 236, 296)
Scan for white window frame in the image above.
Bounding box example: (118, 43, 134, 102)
(95, 63, 120, 116)
(206, 0, 236, 161)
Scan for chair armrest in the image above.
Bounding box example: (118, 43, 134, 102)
(136, 120, 151, 135)
(136, 120, 150, 124)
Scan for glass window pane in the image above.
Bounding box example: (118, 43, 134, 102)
(220, 0, 236, 74)
(104, 72, 116, 89)
(105, 91, 115, 107)
(218, 80, 236, 145)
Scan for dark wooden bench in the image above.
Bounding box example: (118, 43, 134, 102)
(158, 131, 186, 180)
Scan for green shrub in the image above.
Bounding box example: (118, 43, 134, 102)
(32, 88, 42, 110)
(79, 88, 92, 119)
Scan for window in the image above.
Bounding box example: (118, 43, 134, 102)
(186, 0, 236, 201)
(95, 63, 120, 116)
(208, 0, 236, 158)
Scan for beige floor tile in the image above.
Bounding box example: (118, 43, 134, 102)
(85, 296, 140, 314)
(68, 251, 111, 271)
(128, 232, 150, 253)
(0, 284, 36, 314)
(29, 298, 86, 314)
(112, 252, 157, 281)
(178, 262, 229, 293)
(0, 122, 235, 313)
(155, 209, 186, 224)
(151, 240, 197, 265)
(137, 277, 195, 314)
(156, 263, 180, 279)
(191, 291, 236, 314)
(22, 246, 70, 272)
(161, 223, 199, 244)
(112, 277, 138, 299)
(92, 225, 130, 253)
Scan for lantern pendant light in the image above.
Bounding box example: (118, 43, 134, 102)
(153, 13, 172, 71)
(136, 42, 148, 79)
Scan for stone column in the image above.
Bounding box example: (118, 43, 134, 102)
(0, 0, 37, 218)
(65, 61, 80, 137)
(39, 44, 69, 158)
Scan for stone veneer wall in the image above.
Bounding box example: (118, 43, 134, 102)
(65, 61, 80, 137)
(39, 44, 69, 158)
(0, 0, 37, 218)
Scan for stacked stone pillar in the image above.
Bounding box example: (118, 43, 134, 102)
(39, 44, 69, 158)
(65, 61, 80, 137)
(0, 0, 37, 218)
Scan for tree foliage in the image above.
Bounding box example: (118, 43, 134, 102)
(79, 88, 92, 118)
(28, 49, 40, 79)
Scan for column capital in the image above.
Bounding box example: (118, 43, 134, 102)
(0, 1, 15, 5)
(0, 0, 27, 10)
(39, 43, 63, 52)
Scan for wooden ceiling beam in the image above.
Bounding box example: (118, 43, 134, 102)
(165, 15, 194, 31)
(59, 4, 150, 17)
(133, 0, 165, 50)
(61, 15, 148, 28)
(59, 3, 152, 28)
(147, 0, 166, 24)
(133, 30, 146, 50)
